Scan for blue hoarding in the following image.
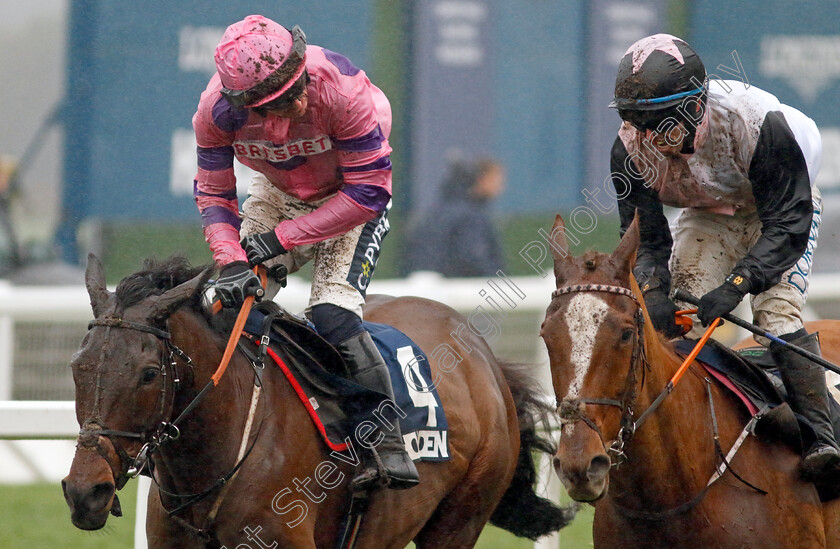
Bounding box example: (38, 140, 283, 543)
(492, 0, 586, 213)
(690, 0, 840, 193)
(63, 0, 600, 239)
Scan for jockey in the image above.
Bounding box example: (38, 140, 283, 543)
(609, 34, 839, 478)
(192, 15, 419, 490)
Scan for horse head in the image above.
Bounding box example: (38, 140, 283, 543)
(62, 254, 209, 530)
(540, 214, 646, 502)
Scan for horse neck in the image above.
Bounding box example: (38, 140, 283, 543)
(154, 309, 258, 489)
(609, 330, 723, 507)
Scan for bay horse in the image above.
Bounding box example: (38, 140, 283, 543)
(62, 255, 575, 548)
(541, 214, 840, 548)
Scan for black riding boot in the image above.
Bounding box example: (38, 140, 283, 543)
(771, 331, 840, 477)
(336, 331, 420, 490)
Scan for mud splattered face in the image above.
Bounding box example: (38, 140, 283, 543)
(647, 122, 688, 157)
(260, 72, 309, 118)
(619, 106, 676, 133)
(619, 91, 707, 157)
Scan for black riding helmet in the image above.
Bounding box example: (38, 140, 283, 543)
(610, 34, 707, 152)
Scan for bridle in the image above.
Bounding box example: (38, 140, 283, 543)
(79, 317, 193, 489)
(551, 282, 766, 519)
(552, 283, 649, 465)
(78, 310, 268, 539)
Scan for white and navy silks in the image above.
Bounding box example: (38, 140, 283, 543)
(611, 80, 822, 338)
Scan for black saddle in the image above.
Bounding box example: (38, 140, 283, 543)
(243, 301, 386, 444)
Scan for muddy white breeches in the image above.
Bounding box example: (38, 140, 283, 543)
(671, 187, 821, 342)
(241, 175, 389, 319)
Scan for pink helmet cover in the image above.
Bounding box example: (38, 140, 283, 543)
(214, 15, 307, 107)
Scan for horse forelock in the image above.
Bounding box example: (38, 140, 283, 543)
(546, 248, 640, 408)
(556, 250, 629, 289)
(114, 256, 212, 314)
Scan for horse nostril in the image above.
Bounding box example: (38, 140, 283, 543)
(84, 482, 115, 512)
(587, 454, 611, 482)
(61, 478, 74, 506)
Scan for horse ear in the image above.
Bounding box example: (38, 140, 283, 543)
(612, 211, 640, 276)
(146, 267, 213, 320)
(550, 214, 573, 285)
(85, 253, 113, 318)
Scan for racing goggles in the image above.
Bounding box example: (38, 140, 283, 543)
(220, 25, 307, 109)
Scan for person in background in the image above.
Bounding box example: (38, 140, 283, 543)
(192, 14, 418, 490)
(402, 156, 506, 277)
(609, 33, 837, 480)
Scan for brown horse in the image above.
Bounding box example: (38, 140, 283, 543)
(62, 255, 575, 548)
(541, 214, 840, 548)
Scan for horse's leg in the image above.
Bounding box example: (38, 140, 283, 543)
(348, 486, 440, 549)
(414, 453, 516, 548)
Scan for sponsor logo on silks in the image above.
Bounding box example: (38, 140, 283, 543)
(232, 136, 331, 162)
(403, 430, 449, 460)
(787, 198, 820, 294)
(348, 207, 390, 295)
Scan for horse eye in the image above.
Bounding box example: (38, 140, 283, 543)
(141, 368, 160, 384)
(621, 329, 634, 342)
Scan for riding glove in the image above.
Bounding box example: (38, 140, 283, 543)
(241, 229, 287, 267)
(215, 262, 262, 308)
(697, 275, 750, 326)
(643, 288, 684, 339)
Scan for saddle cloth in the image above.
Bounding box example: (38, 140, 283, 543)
(243, 308, 450, 462)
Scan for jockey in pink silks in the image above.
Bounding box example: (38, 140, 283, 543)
(192, 15, 418, 490)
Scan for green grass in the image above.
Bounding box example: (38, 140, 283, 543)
(0, 481, 138, 549)
(101, 222, 213, 285)
(1, 481, 593, 548)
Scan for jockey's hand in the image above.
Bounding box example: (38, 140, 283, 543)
(241, 229, 287, 267)
(215, 262, 262, 308)
(697, 276, 749, 326)
(642, 288, 684, 339)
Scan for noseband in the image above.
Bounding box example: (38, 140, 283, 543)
(79, 317, 193, 487)
(552, 283, 648, 465)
